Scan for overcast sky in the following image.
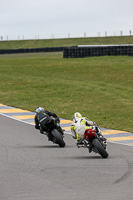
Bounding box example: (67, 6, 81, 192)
(0, 0, 133, 40)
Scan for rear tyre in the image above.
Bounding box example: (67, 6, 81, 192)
(51, 129, 65, 147)
(92, 138, 108, 158)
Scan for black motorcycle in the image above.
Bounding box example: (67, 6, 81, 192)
(42, 116, 65, 147)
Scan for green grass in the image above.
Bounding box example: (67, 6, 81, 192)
(0, 52, 133, 132)
(0, 35, 133, 49)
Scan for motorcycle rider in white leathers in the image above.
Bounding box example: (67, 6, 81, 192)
(71, 112, 106, 146)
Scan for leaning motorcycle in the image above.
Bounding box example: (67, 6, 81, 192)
(42, 116, 65, 148)
(77, 126, 109, 158)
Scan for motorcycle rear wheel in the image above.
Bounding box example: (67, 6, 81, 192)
(92, 138, 108, 158)
(51, 129, 65, 147)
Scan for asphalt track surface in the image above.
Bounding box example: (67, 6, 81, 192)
(1, 114, 133, 200)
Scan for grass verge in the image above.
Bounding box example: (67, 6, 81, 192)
(0, 52, 133, 132)
(0, 36, 133, 49)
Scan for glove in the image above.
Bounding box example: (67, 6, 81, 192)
(56, 117, 60, 123)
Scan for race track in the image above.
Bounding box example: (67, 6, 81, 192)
(0, 114, 133, 200)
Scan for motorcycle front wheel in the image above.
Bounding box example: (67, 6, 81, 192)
(51, 129, 66, 147)
(92, 138, 109, 158)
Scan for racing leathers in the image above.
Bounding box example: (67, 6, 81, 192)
(35, 110, 64, 137)
(35, 110, 58, 134)
(71, 117, 94, 141)
(71, 117, 105, 145)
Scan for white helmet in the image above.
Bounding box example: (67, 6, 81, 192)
(73, 112, 82, 123)
(36, 107, 44, 113)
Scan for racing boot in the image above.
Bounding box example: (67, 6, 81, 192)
(41, 131, 52, 141)
(40, 130, 48, 135)
(76, 139, 84, 148)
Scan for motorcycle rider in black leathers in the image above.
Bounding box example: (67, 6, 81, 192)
(34, 107, 64, 139)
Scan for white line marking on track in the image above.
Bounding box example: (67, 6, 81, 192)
(0, 112, 34, 126)
(0, 112, 72, 135)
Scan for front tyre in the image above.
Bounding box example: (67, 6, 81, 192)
(92, 138, 109, 158)
(51, 129, 65, 147)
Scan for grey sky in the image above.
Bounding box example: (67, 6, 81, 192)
(0, 0, 133, 40)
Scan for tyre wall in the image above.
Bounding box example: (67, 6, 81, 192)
(63, 45, 133, 58)
(0, 47, 64, 54)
